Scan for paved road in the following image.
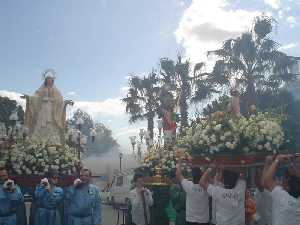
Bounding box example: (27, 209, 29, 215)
(102, 204, 121, 225)
(26, 203, 122, 225)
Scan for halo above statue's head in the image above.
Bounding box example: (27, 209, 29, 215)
(42, 69, 56, 80)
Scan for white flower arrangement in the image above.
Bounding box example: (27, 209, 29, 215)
(177, 112, 284, 155)
(142, 146, 190, 178)
(4, 140, 78, 175)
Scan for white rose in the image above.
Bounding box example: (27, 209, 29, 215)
(225, 142, 231, 148)
(264, 142, 271, 151)
(214, 124, 222, 131)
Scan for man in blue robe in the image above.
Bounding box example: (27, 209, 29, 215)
(0, 167, 24, 225)
(64, 168, 101, 225)
(34, 171, 64, 225)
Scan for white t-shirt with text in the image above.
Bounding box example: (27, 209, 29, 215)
(181, 179, 209, 223)
(207, 179, 246, 225)
(270, 186, 300, 225)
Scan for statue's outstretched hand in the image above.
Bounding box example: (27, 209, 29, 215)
(65, 100, 74, 106)
(21, 94, 28, 99)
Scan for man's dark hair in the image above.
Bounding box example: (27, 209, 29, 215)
(80, 168, 92, 177)
(192, 167, 202, 184)
(223, 169, 239, 189)
(288, 175, 300, 198)
(133, 172, 144, 183)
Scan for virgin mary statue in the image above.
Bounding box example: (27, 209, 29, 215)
(23, 69, 72, 145)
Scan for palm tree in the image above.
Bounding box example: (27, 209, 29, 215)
(207, 15, 298, 111)
(122, 72, 160, 139)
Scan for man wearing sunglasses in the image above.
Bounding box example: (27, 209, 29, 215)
(34, 170, 64, 225)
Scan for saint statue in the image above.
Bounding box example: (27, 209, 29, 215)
(22, 69, 73, 145)
(227, 88, 241, 118)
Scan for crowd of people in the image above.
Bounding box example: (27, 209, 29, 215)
(170, 154, 300, 225)
(0, 167, 101, 225)
(129, 154, 300, 225)
(1, 154, 299, 225)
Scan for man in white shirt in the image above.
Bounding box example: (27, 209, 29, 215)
(130, 172, 153, 225)
(200, 167, 246, 225)
(176, 163, 210, 225)
(263, 154, 300, 225)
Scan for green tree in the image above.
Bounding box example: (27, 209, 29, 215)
(0, 96, 24, 130)
(123, 72, 160, 138)
(68, 109, 119, 156)
(68, 109, 94, 139)
(204, 15, 297, 111)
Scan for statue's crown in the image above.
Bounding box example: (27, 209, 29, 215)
(42, 69, 56, 80)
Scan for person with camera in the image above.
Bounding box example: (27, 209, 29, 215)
(0, 167, 24, 225)
(64, 168, 101, 225)
(34, 170, 64, 225)
(263, 154, 300, 225)
(129, 172, 153, 225)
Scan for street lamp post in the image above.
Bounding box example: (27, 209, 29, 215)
(145, 131, 150, 150)
(157, 119, 163, 136)
(119, 152, 123, 172)
(139, 129, 144, 143)
(76, 118, 84, 160)
(90, 128, 97, 143)
(9, 110, 19, 143)
(129, 136, 136, 154)
(137, 141, 142, 161)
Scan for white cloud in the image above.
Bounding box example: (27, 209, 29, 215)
(69, 98, 125, 119)
(278, 10, 284, 18)
(286, 16, 297, 27)
(279, 42, 299, 50)
(264, 0, 281, 9)
(175, 0, 261, 62)
(66, 91, 77, 96)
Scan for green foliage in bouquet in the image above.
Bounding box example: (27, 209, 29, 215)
(0, 140, 78, 175)
(177, 112, 285, 155)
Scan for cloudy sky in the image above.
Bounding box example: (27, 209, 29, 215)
(1, 0, 300, 152)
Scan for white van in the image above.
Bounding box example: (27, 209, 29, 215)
(110, 171, 133, 207)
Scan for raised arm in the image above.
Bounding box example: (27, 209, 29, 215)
(175, 161, 184, 183)
(199, 168, 212, 190)
(264, 154, 288, 191)
(261, 156, 273, 188)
